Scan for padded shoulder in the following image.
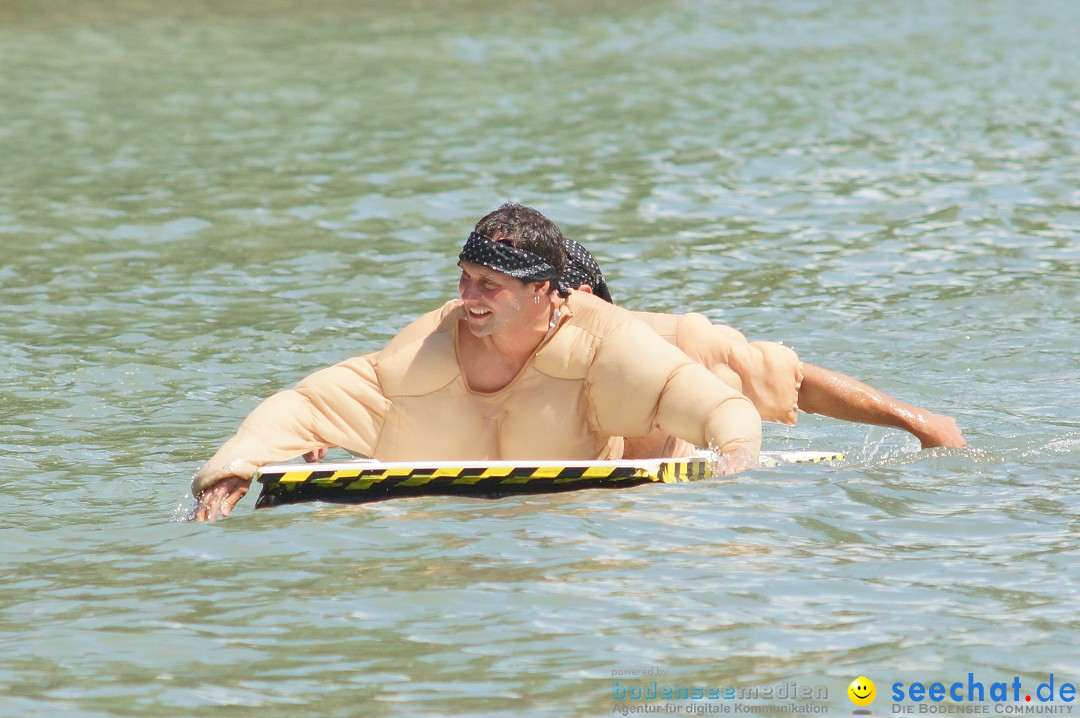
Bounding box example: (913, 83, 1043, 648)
(533, 291, 641, 380)
(380, 300, 461, 354)
(630, 310, 681, 342)
(373, 303, 462, 397)
(670, 312, 721, 364)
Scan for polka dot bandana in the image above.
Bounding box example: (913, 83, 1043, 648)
(562, 238, 613, 303)
(458, 231, 568, 295)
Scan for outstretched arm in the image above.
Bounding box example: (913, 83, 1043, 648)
(797, 363, 966, 449)
(192, 355, 387, 521)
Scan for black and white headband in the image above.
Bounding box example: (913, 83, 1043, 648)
(562, 238, 613, 303)
(458, 231, 568, 295)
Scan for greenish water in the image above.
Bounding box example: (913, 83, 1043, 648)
(2, 1, 1077, 716)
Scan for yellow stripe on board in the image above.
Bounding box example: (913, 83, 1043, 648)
(450, 476, 489, 485)
(394, 475, 433, 487)
(429, 467, 466, 478)
(476, 466, 514, 478)
(278, 471, 314, 484)
(655, 459, 708, 483)
(528, 466, 572, 479)
(343, 479, 380, 491)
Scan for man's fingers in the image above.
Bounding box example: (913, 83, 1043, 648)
(711, 447, 756, 475)
(194, 492, 216, 522)
(193, 484, 227, 522)
(918, 414, 967, 449)
(191, 477, 252, 521)
(303, 447, 328, 463)
(220, 482, 248, 518)
(193, 495, 211, 522)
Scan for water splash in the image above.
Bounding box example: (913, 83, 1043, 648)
(845, 427, 1008, 468)
(1033, 432, 1080, 457)
(852, 426, 921, 465)
(171, 493, 196, 522)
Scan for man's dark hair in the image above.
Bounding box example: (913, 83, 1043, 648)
(474, 203, 567, 285)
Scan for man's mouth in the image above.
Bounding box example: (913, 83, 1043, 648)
(466, 307, 491, 319)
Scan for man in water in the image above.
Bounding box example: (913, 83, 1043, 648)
(192, 204, 762, 520)
(559, 237, 965, 455)
(300, 233, 964, 465)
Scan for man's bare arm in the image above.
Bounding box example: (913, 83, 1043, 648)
(797, 363, 966, 449)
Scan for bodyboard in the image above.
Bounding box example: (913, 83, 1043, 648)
(253, 451, 844, 508)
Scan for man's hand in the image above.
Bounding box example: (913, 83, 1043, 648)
(710, 446, 758, 475)
(914, 412, 966, 449)
(303, 447, 328, 463)
(193, 476, 252, 522)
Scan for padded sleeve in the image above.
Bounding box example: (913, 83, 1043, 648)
(192, 355, 388, 494)
(675, 313, 803, 426)
(587, 318, 761, 457)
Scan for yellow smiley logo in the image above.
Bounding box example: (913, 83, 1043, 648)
(848, 676, 876, 706)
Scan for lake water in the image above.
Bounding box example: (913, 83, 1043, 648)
(2, 1, 1077, 716)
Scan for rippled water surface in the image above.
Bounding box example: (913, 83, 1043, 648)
(2, 1, 1078, 716)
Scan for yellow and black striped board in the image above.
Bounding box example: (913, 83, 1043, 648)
(253, 451, 844, 508)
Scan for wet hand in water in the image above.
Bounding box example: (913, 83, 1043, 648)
(710, 446, 758, 475)
(916, 413, 967, 449)
(193, 476, 251, 521)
